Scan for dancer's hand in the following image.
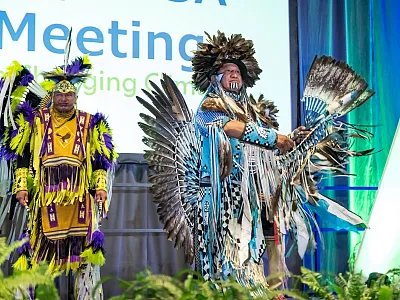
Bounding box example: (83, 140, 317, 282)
(16, 190, 29, 206)
(275, 134, 295, 154)
(95, 190, 107, 204)
(291, 126, 311, 144)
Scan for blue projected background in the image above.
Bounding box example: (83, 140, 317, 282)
(0, 0, 292, 153)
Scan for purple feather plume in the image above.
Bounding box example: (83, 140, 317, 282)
(19, 72, 34, 86)
(65, 57, 91, 75)
(89, 113, 115, 169)
(90, 230, 105, 252)
(66, 59, 83, 75)
(103, 133, 113, 150)
(93, 152, 113, 170)
(10, 125, 20, 140)
(0, 146, 18, 160)
(17, 102, 35, 126)
(0, 102, 35, 160)
(89, 112, 106, 130)
(16, 233, 31, 256)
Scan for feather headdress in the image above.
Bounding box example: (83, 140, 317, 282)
(42, 29, 92, 94)
(192, 31, 262, 92)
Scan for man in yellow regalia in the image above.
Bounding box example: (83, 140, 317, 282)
(0, 33, 117, 299)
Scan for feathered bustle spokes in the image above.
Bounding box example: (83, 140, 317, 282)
(137, 74, 200, 264)
(280, 55, 375, 164)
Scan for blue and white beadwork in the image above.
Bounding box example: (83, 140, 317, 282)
(241, 122, 277, 148)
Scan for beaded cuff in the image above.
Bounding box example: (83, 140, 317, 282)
(241, 122, 277, 148)
(13, 167, 28, 194)
(93, 169, 107, 191)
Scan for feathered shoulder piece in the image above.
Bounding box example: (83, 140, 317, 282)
(88, 113, 118, 171)
(0, 61, 52, 132)
(1, 102, 35, 160)
(192, 31, 262, 92)
(248, 94, 279, 130)
(201, 97, 229, 114)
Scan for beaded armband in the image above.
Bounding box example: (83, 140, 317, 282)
(240, 122, 277, 148)
(13, 168, 28, 194)
(93, 169, 107, 191)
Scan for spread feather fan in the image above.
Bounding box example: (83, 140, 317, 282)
(276, 55, 375, 256)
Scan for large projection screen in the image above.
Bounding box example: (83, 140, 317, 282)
(0, 0, 292, 153)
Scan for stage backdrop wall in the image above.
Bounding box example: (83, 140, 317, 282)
(0, 0, 293, 153)
(0, 1, 296, 298)
(297, 0, 400, 276)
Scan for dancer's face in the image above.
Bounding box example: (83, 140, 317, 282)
(218, 63, 243, 92)
(53, 91, 76, 113)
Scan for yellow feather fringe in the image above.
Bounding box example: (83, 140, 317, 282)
(83, 54, 91, 66)
(3, 61, 23, 78)
(9, 113, 32, 156)
(47, 255, 56, 274)
(13, 254, 29, 271)
(29, 200, 42, 259)
(11, 86, 27, 111)
(80, 248, 105, 266)
(32, 117, 42, 189)
(55, 67, 63, 75)
(62, 261, 81, 274)
(37, 254, 82, 275)
(90, 119, 118, 162)
(40, 80, 55, 92)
